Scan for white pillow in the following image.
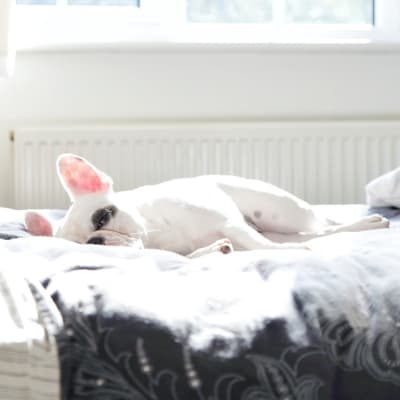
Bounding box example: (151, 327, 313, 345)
(366, 167, 400, 207)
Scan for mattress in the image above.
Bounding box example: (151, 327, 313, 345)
(1, 204, 400, 400)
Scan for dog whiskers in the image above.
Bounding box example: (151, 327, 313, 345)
(128, 228, 169, 239)
(127, 232, 145, 239)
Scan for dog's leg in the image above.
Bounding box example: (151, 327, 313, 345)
(320, 214, 389, 234)
(221, 221, 310, 250)
(187, 238, 234, 259)
(262, 214, 390, 243)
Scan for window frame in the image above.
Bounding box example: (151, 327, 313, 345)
(12, 0, 400, 50)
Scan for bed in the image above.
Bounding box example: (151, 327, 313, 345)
(1, 204, 400, 400)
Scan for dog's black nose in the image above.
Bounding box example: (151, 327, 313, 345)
(87, 236, 105, 245)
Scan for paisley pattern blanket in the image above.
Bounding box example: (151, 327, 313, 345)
(1, 205, 400, 400)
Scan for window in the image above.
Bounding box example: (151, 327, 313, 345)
(187, 0, 373, 24)
(13, 0, 400, 49)
(14, 0, 156, 48)
(17, 0, 140, 5)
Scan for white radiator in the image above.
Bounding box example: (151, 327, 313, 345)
(13, 122, 400, 209)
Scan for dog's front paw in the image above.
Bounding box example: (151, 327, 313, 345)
(215, 238, 234, 254)
(187, 238, 234, 258)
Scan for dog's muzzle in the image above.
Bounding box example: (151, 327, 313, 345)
(86, 230, 144, 249)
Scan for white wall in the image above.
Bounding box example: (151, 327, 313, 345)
(1, 44, 400, 207)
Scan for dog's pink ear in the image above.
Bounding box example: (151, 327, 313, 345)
(25, 211, 53, 236)
(57, 154, 113, 199)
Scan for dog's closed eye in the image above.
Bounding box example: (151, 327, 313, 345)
(92, 206, 117, 231)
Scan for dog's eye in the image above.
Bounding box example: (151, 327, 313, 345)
(92, 206, 117, 231)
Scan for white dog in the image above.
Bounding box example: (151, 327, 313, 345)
(26, 154, 389, 258)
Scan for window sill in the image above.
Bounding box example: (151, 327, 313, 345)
(18, 40, 400, 54)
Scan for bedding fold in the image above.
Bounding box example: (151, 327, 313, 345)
(366, 166, 400, 208)
(0, 265, 61, 400)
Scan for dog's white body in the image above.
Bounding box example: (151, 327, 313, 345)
(26, 154, 389, 257)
